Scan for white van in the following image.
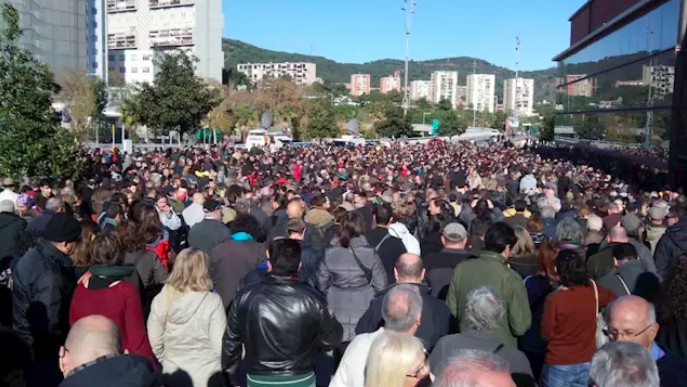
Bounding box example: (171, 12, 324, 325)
(245, 129, 293, 150)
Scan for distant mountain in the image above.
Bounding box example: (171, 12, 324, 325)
(222, 38, 558, 103)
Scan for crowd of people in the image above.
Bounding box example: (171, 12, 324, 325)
(0, 140, 686, 387)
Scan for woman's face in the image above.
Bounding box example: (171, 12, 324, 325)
(404, 351, 430, 387)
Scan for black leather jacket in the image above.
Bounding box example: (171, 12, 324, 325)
(222, 274, 343, 384)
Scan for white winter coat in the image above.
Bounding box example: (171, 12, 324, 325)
(388, 222, 421, 256)
(147, 286, 226, 387)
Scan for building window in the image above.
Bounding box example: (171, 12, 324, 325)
(131, 54, 137, 60)
(119, 55, 125, 61)
(108, 55, 114, 61)
(108, 66, 115, 71)
(142, 55, 151, 61)
(92, 61, 98, 68)
(119, 67, 125, 73)
(143, 67, 150, 73)
(131, 67, 138, 73)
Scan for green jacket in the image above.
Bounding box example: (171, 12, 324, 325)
(446, 251, 532, 347)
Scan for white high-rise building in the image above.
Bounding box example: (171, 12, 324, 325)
(87, 0, 108, 81)
(430, 71, 458, 108)
(467, 74, 496, 113)
(410, 80, 432, 101)
(106, 0, 224, 84)
(237, 62, 317, 86)
(503, 78, 534, 116)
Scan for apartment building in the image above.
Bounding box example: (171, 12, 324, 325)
(410, 80, 432, 101)
(430, 71, 459, 108)
(106, 0, 224, 84)
(503, 78, 535, 116)
(236, 62, 317, 85)
(467, 74, 496, 112)
(348, 74, 371, 97)
(380, 70, 401, 94)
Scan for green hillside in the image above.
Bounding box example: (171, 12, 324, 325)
(223, 38, 559, 103)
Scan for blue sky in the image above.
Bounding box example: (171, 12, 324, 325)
(222, 0, 588, 71)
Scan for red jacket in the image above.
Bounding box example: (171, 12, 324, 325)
(70, 276, 155, 365)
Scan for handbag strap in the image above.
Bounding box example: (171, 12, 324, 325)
(591, 280, 599, 314)
(349, 247, 372, 283)
(492, 343, 505, 354)
(615, 274, 631, 295)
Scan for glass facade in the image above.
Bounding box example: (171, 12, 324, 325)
(555, 0, 682, 168)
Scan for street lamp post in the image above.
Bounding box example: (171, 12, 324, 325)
(402, 0, 417, 117)
(422, 112, 430, 126)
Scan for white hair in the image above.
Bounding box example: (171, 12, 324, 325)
(434, 349, 511, 387)
(0, 200, 14, 214)
(587, 215, 603, 232)
(590, 341, 659, 387)
(465, 286, 504, 332)
(382, 284, 423, 332)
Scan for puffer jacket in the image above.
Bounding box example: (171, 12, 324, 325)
(654, 220, 687, 278)
(0, 212, 27, 260)
(148, 286, 226, 387)
(316, 236, 387, 341)
(223, 275, 343, 384)
(12, 240, 76, 357)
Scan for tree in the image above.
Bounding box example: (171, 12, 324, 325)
(577, 114, 605, 140)
(0, 4, 83, 180)
(437, 98, 453, 111)
(58, 69, 107, 140)
(134, 52, 220, 137)
(415, 97, 432, 110)
(108, 69, 126, 87)
(303, 98, 338, 139)
(540, 111, 555, 141)
(437, 111, 466, 136)
(375, 104, 414, 138)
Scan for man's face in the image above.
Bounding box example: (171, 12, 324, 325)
(41, 185, 52, 197)
(354, 195, 366, 209)
(608, 303, 657, 349)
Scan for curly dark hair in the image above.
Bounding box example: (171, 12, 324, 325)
(555, 249, 590, 287)
(230, 213, 265, 241)
(656, 254, 687, 323)
(119, 201, 163, 252)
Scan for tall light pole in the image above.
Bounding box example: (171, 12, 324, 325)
(472, 59, 477, 127)
(402, 0, 417, 117)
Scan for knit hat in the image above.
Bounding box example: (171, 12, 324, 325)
(203, 200, 222, 212)
(621, 214, 642, 233)
(44, 213, 81, 243)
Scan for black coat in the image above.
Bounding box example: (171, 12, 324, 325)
(420, 232, 443, 258)
(424, 248, 474, 300)
(12, 241, 76, 359)
(366, 228, 408, 284)
(355, 282, 450, 350)
(658, 320, 687, 360)
(0, 212, 27, 260)
(59, 355, 161, 387)
(656, 346, 687, 387)
(655, 220, 687, 279)
(223, 275, 343, 384)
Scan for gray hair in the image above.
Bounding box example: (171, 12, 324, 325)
(556, 217, 584, 243)
(382, 284, 423, 332)
(434, 349, 511, 387)
(587, 215, 603, 232)
(465, 286, 505, 332)
(590, 341, 659, 387)
(46, 197, 65, 212)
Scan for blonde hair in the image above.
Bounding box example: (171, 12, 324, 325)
(511, 225, 536, 258)
(166, 248, 213, 293)
(365, 332, 425, 387)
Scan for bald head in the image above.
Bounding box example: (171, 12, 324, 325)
(382, 284, 423, 334)
(287, 200, 303, 219)
(192, 192, 205, 205)
(608, 296, 658, 350)
(394, 253, 424, 283)
(60, 315, 122, 377)
(609, 226, 628, 243)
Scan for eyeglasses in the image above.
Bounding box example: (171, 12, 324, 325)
(406, 350, 429, 379)
(603, 323, 655, 340)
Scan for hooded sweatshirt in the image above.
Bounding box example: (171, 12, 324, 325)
(147, 285, 226, 387)
(388, 222, 421, 255)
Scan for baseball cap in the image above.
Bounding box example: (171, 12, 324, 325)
(203, 200, 222, 212)
(442, 223, 467, 243)
(648, 206, 667, 221)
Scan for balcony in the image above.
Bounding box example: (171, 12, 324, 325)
(107, 33, 137, 49)
(149, 0, 194, 9)
(149, 28, 194, 48)
(107, 0, 136, 13)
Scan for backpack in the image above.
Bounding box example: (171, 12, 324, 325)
(146, 239, 171, 268)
